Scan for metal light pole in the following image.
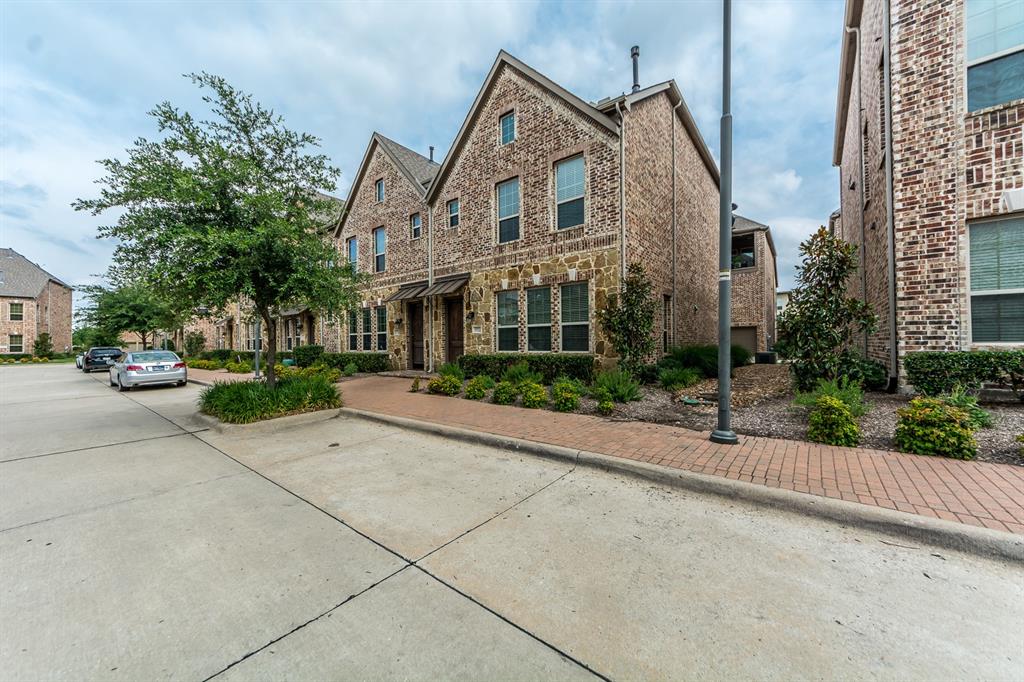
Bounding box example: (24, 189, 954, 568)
(711, 0, 738, 445)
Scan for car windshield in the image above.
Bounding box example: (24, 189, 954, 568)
(91, 348, 121, 356)
(132, 351, 179, 362)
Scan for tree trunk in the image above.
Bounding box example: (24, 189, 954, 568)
(140, 331, 148, 349)
(261, 309, 277, 388)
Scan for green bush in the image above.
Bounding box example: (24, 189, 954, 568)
(661, 344, 748, 379)
(184, 331, 206, 357)
(427, 374, 462, 396)
(501, 361, 544, 386)
(320, 352, 390, 373)
(594, 369, 641, 403)
(409, 376, 421, 392)
(199, 375, 341, 424)
(187, 358, 222, 370)
(597, 263, 657, 373)
(342, 361, 359, 377)
(439, 362, 465, 382)
(464, 375, 493, 400)
(551, 379, 581, 412)
(591, 386, 615, 415)
(224, 360, 253, 374)
(659, 367, 701, 392)
(806, 395, 860, 446)
(458, 353, 595, 384)
(292, 344, 325, 368)
(632, 363, 659, 385)
(275, 363, 341, 383)
(840, 353, 888, 391)
(731, 344, 753, 367)
(904, 350, 1024, 399)
(520, 381, 548, 408)
(33, 333, 54, 359)
(793, 377, 867, 418)
(491, 381, 517, 405)
(941, 385, 993, 430)
(894, 397, 977, 460)
(1017, 433, 1024, 457)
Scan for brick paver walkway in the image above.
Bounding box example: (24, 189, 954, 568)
(338, 376, 1024, 535)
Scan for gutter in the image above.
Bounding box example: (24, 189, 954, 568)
(427, 203, 434, 373)
(845, 25, 869, 358)
(883, 0, 898, 389)
(672, 100, 683, 348)
(615, 101, 628, 283)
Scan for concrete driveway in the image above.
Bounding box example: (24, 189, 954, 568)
(1, 364, 1022, 681)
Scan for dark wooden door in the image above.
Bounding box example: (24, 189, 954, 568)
(445, 297, 464, 363)
(409, 301, 424, 369)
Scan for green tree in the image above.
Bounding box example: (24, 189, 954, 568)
(184, 331, 206, 357)
(73, 325, 122, 349)
(32, 333, 54, 358)
(775, 227, 877, 390)
(598, 263, 657, 373)
(77, 284, 181, 350)
(74, 73, 357, 386)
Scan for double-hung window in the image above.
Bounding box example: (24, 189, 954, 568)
(967, 0, 1024, 111)
(9, 334, 23, 353)
(731, 234, 755, 269)
(500, 111, 515, 145)
(526, 287, 551, 351)
(348, 310, 358, 351)
(497, 178, 520, 243)
(496, 290, 519, 351)
(448, 199, 460, 228)
(560, 283, 589, 352)
(286, 320, 294, 350)
(376, 307, 387, 351)
(375, 178, 385, 202)
(555, 155, 585, 229)
(373, 227, 386, 273)
(9, 302, 23, 321)
(969, 216, 1024, 342)
(410, 213, 421, 239)
(347, 237, 358, 272)
(362, 308, 372, 350)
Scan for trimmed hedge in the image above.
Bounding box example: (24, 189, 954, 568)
(292, 344, 324, 368)
(904, 350, 1023, 398)
(200, 350, 293, 363)
(458, 353, 595, 384)
(320, 352, 390, 373)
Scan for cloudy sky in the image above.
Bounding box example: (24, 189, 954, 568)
(2, 0, 844, 306)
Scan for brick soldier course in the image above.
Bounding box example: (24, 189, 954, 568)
(833, 0, 1024, 389)
(0, 248, 73, 354)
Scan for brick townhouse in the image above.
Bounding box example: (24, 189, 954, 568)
(0, 248, 73, 355)
(729, 216, 777, 354)
(833, 0, 1023, 388)
(332, 49, 720, 371)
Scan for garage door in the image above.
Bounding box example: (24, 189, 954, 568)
(732, 326, 757, 354)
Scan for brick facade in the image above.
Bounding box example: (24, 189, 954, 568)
(0, 249, 72, 355)
(833, 0, 1024, 388)
(729, 224, 777, 353)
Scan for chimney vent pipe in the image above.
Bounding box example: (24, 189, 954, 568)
(631, 46, 640, 93)
(429, 146, 434, 162)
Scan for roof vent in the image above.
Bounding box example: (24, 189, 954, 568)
(429, 146, 434, 162)
(631, 46, 640, 93)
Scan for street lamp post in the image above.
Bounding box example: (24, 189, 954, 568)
(711, 0, 738, 445)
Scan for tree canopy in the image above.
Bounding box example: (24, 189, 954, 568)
(77, 284, 181, 350)
(598, 263, 657, 372)
(74, 73, 359, 385)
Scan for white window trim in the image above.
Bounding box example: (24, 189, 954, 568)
(361, 308, 372, 351)
(967, 44, 1024, 68)
(375, 178, 385, 203)
(376, 306, 387, 351)
(373, 227, 387, 273)
(554, 155, 585, 230)
(496, 177, 521, 245)
(410, 213, 422, 240)
(495, 290, 519, 353)
(526, 287, 552, 353)
(348, 311, 358, 352)
(448, 199, 460, 228)
(9, 302, 24, 321)
(560, 283, 590, 353)
(965, 215, 1024, 344)
(499, 110, 516, 145)
(9, 335, 24, 353)
(347, 237, 359, 273)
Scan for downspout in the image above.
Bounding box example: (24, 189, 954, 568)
(845, 25, 868, 357)
(426, 200, 434, 372)
(672, 100, 683, 349)
(882, 0, 899, 390)
(615, 102, 627, 283)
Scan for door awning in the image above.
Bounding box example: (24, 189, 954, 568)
(422, 274, 470, 297)
(279, 306, 309, 317)
(385, 280, 429, 302)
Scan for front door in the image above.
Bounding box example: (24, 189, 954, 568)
(445, 297, 464, 363)
(409, 301, 424, 370)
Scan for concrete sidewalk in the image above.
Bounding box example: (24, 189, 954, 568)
(340, 376, 1024, 535)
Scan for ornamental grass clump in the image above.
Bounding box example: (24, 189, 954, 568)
(439, 362, 465, 382)
(342, 361, 359, 377)
(806, 395, 860, 447)
(894, 397, 977, 460)
(501, 361, 543, 387)
(464, 375, 495, 400)
(794, 377, 867, 418)
(519, 381, 548, 408)
(659, 367, 701, 392)
(491, 381, 518, 405)
(593, 368, 641, 403)
(199, 375, 341, 424)
(941, 385, 993, 430)
(427, 374, 462, 396)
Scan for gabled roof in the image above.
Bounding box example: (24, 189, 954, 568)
(0, 248, 71, 298)
(334, 132, 438, 237)
(424, 50, 621, 203)
(595, 81, 720, 185)
(833, 0, 865, 165)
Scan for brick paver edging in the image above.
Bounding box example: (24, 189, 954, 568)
(340, 376, 1024, 536)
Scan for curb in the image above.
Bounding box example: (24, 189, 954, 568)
(340, 407, 1024, 564)
(191, 405, 345, 435)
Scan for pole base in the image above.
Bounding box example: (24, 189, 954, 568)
(710, 429, 739, 445)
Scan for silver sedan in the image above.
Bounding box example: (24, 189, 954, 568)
(108, 350, 188, 391)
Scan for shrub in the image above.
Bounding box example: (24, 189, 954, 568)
(894, 398, 977, 460)
(502, 361, 544, 386)
(633, 363, 660, 385)
(427, 374, 462, 396)
(224, 361, 253, 374)
(597, 263, 657, 372)
(187, 359, 222, 370)
(594, 369, 641, 403)
(839, 353, 888, 391)
(491, 381, 517, 405)
(904, 350, 1024, 399)
(941, 385, 993, 430)
(199, 375, 341, 424)
(806, 395, 860, 446)
(410, 376, 421, 392)
(464, 375, 492, 400)
(292, 344, 325, 368)
(659, 367, 701, 392)
(320, 352, 390, 373)
(40, 357, 49, 362)
(458, 353, 595, 384)
(662, 344, 746, 379)
(275, 363, 341, 383)
(1017, 434, 1024, 457)
(520, 381, 548, 408)
(201, 349, 235, 362)
(793, 377, 867, 418)
(439, 362, 465, 382)
(33, 333, 54, 359)
(342, 362, 359, 377)
(731, 344, 753, 368)
(551, 378, 581, 412)
(184, 331, 206, 357)
(591, 386, 615, 415)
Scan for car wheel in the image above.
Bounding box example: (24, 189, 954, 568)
(109, 373, 116, 387)
(82, 366, 89, 373)
(116, 376, 130, 392)
(176, 381, 186, 387)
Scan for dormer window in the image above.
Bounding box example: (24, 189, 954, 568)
(375, 178, 385, 202)
(500, 111, 516, 145)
